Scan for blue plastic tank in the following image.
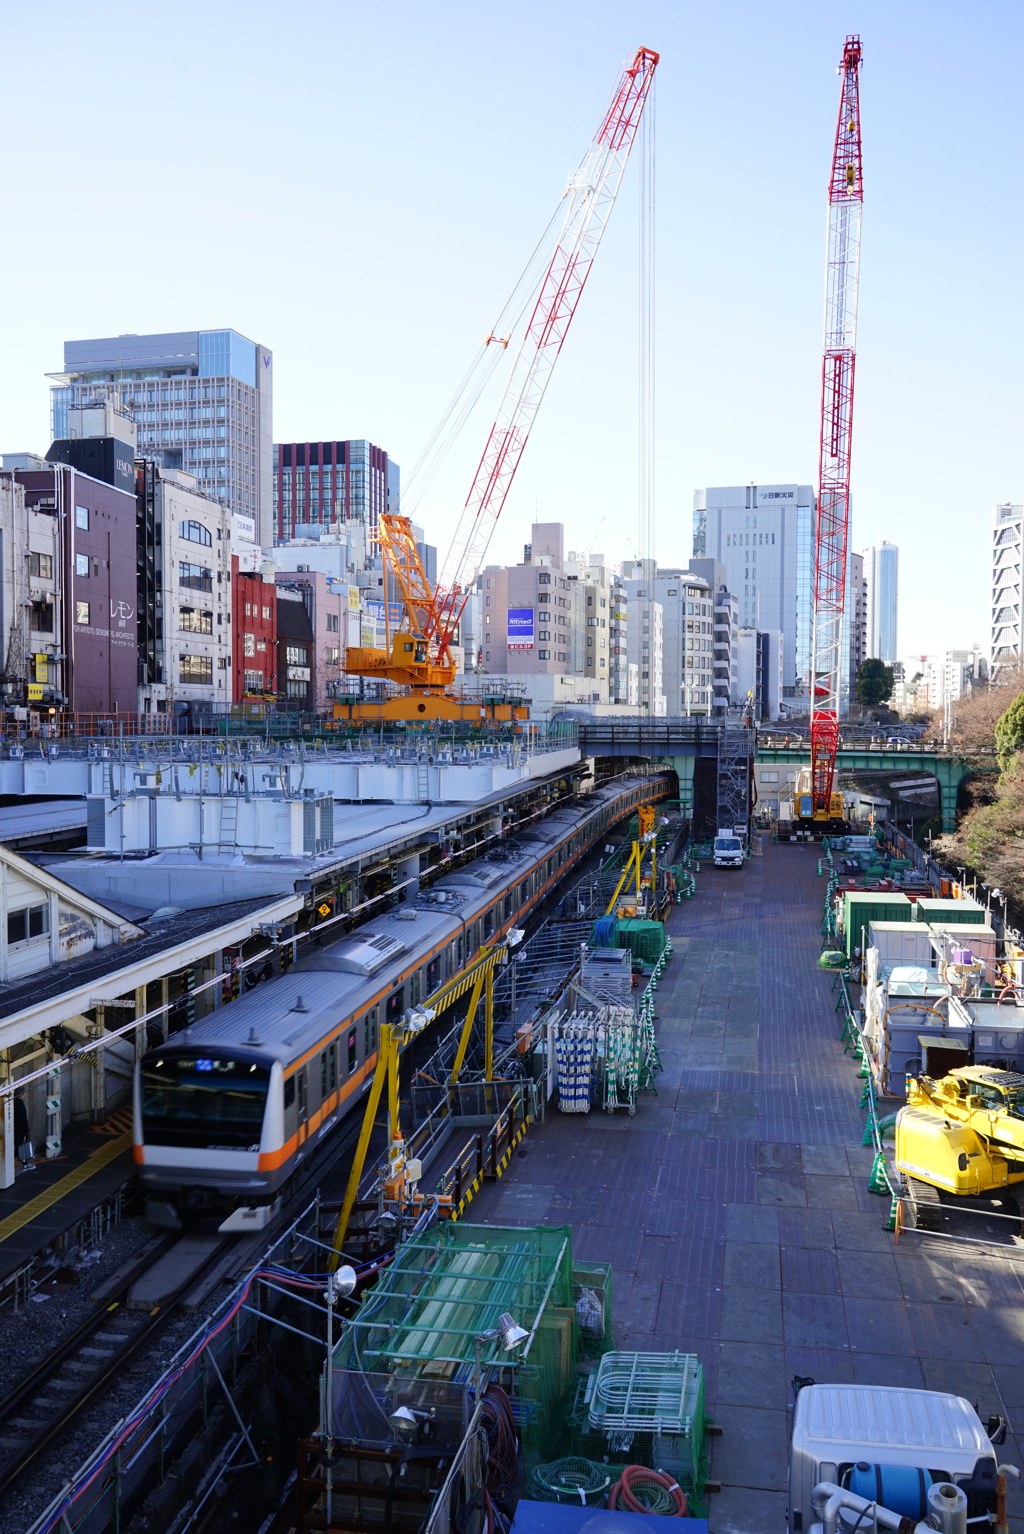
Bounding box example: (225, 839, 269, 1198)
(845, 1462, 934, 1518)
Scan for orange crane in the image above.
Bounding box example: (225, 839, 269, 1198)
(335, 46, 660, 725)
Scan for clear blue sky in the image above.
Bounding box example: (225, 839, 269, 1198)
(0, 0, 1020, 659)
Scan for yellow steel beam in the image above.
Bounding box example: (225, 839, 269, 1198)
(485, 969, 494, 1081)
(450, 969, 486, 1084)
(331, 1023, 395, 1262)
(605, 844, 641, 916)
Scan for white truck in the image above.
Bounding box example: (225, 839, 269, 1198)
(789, 1383, 1014, 1534)
(713, 831, 744, 868)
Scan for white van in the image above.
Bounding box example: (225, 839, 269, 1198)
(713, 832, 744, 868)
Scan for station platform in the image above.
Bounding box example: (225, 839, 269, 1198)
(0, 1112, 133, 1289)
(467, 842, 1024, 1534)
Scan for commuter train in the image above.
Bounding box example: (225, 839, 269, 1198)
(134, 773, 673, 1231)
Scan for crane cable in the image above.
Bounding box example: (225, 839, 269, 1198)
(394, 200, 567, 527)
(638, 71, 656, 715)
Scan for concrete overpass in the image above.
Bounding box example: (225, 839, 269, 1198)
(754, 745, 995, 831)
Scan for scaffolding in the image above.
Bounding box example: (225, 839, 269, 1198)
(716, 726, 752, 831)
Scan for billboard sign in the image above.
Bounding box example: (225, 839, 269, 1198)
(507, 608, 534, 650)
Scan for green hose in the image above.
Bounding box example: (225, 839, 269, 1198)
(527, 1458, 612, 1505)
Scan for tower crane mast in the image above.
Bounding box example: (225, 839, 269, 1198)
(808, 35, 863, 822)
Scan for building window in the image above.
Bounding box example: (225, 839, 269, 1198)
(538, 649, 550, 659)
(325, 647, 340, 663)
(30, 601, 53, 632)
(243, 633, 256, 656)
(180, 562, 213, 592)
(180, 519, 212, 545)
(29, 553, 53, 579)
(75, 553, 90, 578)
(538, 573, 551, 585)
(326, 613, 339, 632)
(179, 654, 214, 685)
(180, 608, 213, 634)
(75, 506, 89, 530)
(76, 601, 90, 624)
(285, 646, 308, 665)
(243, 669, 264, 691)
(262, 606, 272, 620)
(7, 903, 49, 945)
(285, 680, 308, 698)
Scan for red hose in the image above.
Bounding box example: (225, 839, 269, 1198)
(609, 1465, 688, 1516)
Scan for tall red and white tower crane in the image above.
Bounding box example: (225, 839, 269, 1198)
(425, 46, 660, 657)
(808, 34, 863, 822)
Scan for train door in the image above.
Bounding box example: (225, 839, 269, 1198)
(296, 1067, 308, 1146)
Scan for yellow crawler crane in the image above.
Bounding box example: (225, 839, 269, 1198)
(895, 1066, 1024, 1196)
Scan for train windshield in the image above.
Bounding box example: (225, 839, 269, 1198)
(141, 1054, 270, 1149)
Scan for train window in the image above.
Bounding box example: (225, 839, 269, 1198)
(139, 1057, 270, 1150)
(546, 858, 553, 878)
(410, 971, 421, 1006)
(321, 1051, 328, 1099)
(427, 956, 440, 991)
(347, 1029, 357, 1074)
(297, 1070, 307, 1121)
(484, 909, 495, 939)
(284, 1075, 295, 1109)
(503, 894, 513, 921)
(519, 880, 529, 905)
(455, 936, 464, 968)
(364, 1007, 378, 1055)
(386, 989, 404, 1026)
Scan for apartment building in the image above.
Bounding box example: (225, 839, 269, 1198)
(274, 571, 344, 710)
(991, 503, 1024, 677)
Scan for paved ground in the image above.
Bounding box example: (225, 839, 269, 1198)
(468, 840, 1024, 1534)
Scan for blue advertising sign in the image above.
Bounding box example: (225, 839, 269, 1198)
(507, 608, 534, 650)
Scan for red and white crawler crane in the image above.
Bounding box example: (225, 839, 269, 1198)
(808, 35, 863, 824)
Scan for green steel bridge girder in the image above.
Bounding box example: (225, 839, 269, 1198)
(754, 747, 996, 832)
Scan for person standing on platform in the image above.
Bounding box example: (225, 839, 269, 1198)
(13, 1091, 35, 1171)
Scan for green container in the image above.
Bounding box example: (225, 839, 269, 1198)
(913, 897, 986, 925)
(843, 891, 912, 959)
(617, 918, 666, 963)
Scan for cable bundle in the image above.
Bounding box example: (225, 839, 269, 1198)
(608, 1465, 688, 1516)
(481, 1386, 518, 1502)
(527, 1457, 612, 1505)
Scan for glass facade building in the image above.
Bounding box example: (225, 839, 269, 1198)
(693, 483, 819, 705)
(862, 541, 899, 663)
(273, 440, 399, 547)
(49, 330, 274, 544)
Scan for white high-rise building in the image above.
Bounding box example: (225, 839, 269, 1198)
(693, 483, 816, 704)
(861, 541, 899, 662)
(50, 330, 274, 545)
(990, 503, 1024, 677)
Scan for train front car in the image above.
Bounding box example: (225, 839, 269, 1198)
(135, 1043, 284, 1233)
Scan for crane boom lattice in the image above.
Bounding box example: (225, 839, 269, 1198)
(428, 46, 660, 652)
(810, 34, 863, 819)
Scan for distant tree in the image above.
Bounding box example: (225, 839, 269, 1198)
(855, 658, 894, 707)
(947, 661, 1024, 756)
(995, 692, 1024, 772)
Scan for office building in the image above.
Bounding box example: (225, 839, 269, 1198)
(233, 562, 278, 702)
(276, 588, 316, 709)
(862, 541, 898, 663)
(848, 551, 868, 692)
(0, 457, 138, 715)
(621, 560, 725, 716)
(736, 628, 784, 721)
(137, 466, 235, 720)
(922, 648, 987, 713)
(693, 482, 816, 704)
(274, 571, 345, 711)
(49, 329, 274, 544)
(991, 503, 1024, 677)
(273, 441, 399, 547)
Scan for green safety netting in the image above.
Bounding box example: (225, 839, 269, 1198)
(616, 918, 666, 964)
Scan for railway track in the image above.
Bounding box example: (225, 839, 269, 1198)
(0, 1233, 234, 1503)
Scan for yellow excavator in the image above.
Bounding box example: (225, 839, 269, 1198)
(895, 1066, 1024, 1196)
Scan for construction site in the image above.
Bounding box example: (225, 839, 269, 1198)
(0, 27, 1020, 1534)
